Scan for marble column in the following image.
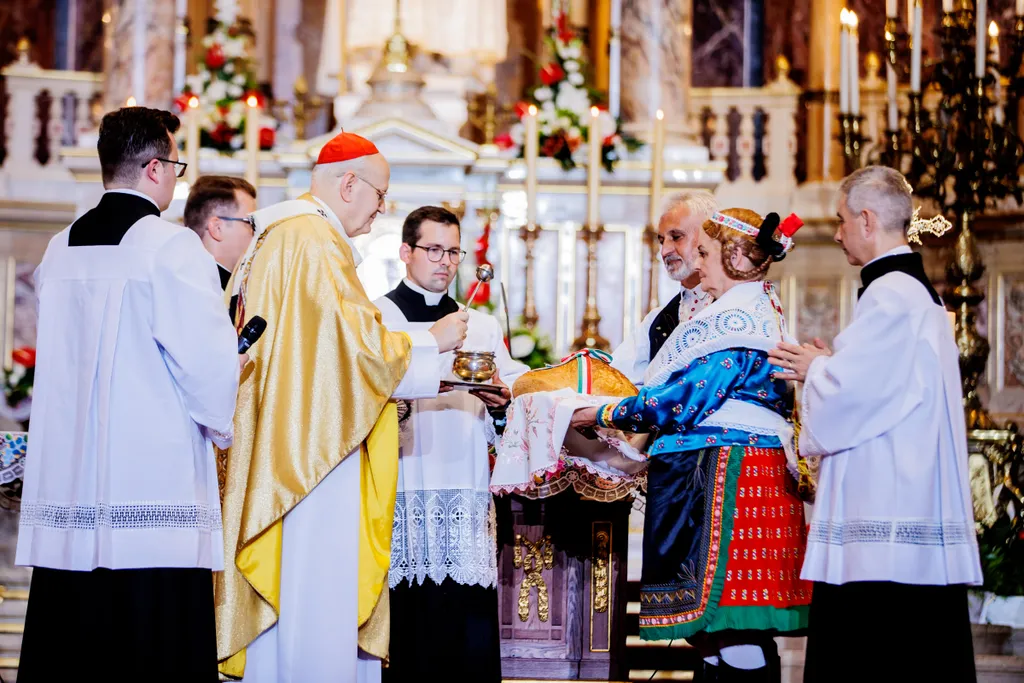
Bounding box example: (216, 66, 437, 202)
(619, 0, 691, 135)
(103, 0, 178, 112)
(804, 0, 845, 182)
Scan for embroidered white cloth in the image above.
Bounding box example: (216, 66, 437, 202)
(17, 216, 239, 571)
(491, 388, 647, 499)
(799, 265, 982, 586)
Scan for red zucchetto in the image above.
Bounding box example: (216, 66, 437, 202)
(315, 131, 380, 165)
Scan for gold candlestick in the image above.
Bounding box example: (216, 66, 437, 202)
(644, 225, 661, 315)
(572, 224, 610, 351)
(520, 224, 539, 330)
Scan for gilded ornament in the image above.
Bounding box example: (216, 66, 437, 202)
(513, 533, 554, 622)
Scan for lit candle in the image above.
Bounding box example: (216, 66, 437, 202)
(911, 0, 922, 92)
(125, 96, 137, 107)
(989, 21, 1000, 66)
(976, 0, 987, 78)
(245, 95, 261, 187)
(649, 110, 665, 229)
(587, 106, 601, 229)
(849, 11, 860, 116)
(839, 9, 850, 114)
(943, 0, 954, 12)
(1018, 0, 1024, 18)
(887, 62, 898, 130)
(886, 0, 896, 17)
(525, 105, 539, 227)
(907, 0, 915, 34)
(185, 95, 200, 185)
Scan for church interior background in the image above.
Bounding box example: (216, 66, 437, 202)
(1, 0, 1024, 680)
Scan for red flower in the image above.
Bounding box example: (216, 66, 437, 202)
(555, 13, 574, 44)
(494, 133, 514, 150)
(205, 44, 226, 70)
(12, 347, 35, 369)
(541, 133, 566, 157)
(209, 123, 233, 145)
(539, 63, 566, 86)
(514, 101, 532, 120)
(172, 93, 192, 113)
(469, 281, 491, 305)
(259, 127, 275, 149)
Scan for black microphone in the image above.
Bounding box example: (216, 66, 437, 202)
(237, 316, 267, 354)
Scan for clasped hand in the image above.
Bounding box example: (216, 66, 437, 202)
(767, 337, 832, 383)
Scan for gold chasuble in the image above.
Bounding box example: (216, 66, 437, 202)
(216, 194, 410, 677)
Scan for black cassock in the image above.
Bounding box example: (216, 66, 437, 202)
(17, 193, 218, 683)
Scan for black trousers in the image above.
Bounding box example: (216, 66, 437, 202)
(19, 566, 218, 682)
(804, 581, 976, 683)
(383, 577, 501, 683)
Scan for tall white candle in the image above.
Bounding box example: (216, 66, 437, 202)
(185, 95, 199, 185)
(849, 12, 860, 116)
(525, 105, 539, 227)
(887, 63, 899, 129)
(649, 110, 665, 229)
(911, 1, 923, 91)
(989, 21, 1000, 66)
(587, 106, 601, 229)
(245, 95, 261, 187)
(887, 0, 897, 17)
(839, 9, 850, 114)
(1018, 0, 1024, 17)
(943, 0, 954, 12)
(976, 0, 988, 78)
(907, 0, 915, 34)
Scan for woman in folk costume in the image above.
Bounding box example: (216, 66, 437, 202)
(571, 208, 811, 682)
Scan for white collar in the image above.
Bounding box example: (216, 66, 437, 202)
(864, 244, 912, 267)
(307, 195, 362, 266)
(403, 278, 446, 306)
(104, 188, 159, 209)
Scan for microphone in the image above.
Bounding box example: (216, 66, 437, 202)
(237, 316, 267, 354)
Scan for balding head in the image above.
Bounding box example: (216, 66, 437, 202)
(835, 165, 914, 266)
(310, 153, 390, 237)
(658, 190, 717, 284)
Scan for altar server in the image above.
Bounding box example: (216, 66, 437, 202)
(770, 166, 982, 683)
(184, 175, 258, 290)
(16, 106, 242, 681)
(374, 206, 528, 682)
(611, 190, 716, 384)
(215, 132, 469, 683)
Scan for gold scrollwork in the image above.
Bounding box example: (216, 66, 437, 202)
(513, 533, 554, 622)
(593, 529, 609, 613)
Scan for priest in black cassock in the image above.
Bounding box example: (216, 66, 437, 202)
(610, 190, 716, 384)
(374, 206, 528, 682)
(16, 107, 242, 682)
(184, 175, 257, 290)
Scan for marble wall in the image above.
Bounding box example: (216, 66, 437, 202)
(691, 0, 745, 88)
(620, 0, 691, 129)
(103, 0, 178, 111)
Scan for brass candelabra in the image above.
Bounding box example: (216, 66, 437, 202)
(571, 224, 610, 351)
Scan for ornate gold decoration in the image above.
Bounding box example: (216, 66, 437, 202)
(15, 37, 30, 62)
(291, 76, 326, 142)
(572, 225, 610, 351)
(520, 225, 540, 330)
(907, 206, 953, 244)
(592, 529, 610, 613)
(441, 200, 466, 221)
(513, 533, 554, 622)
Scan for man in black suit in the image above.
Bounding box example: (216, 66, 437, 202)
(184, 175, 257, 290)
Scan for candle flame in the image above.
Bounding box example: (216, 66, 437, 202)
(848, 11, 859, 29)
(527, 104, 537, 116)
(840, 8, 850, 26)
(989, 21, 999, 38)
(591, 106, 599, 118)
(246, 95, 259, 108)
(188, 95, 199, 109)
(125, 96, 137, 107)
(656, 109, 664, 120)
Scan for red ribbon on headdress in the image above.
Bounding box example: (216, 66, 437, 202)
(778, 214, 804, 238)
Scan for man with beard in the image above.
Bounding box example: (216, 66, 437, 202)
(611, 191, 718, 384)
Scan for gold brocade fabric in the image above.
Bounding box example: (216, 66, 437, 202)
(214, 205, 412, 676)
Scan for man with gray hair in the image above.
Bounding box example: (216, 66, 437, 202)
(770, 165, 981, 682)
(611, 190, 717, 384)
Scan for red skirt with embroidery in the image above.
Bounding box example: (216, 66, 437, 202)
(639, 445, 812, 640)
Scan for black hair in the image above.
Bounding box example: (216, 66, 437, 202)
(97, 106, 180, 186)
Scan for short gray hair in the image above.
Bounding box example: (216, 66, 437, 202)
(838, 165, 913, 234)
(661, 190, 717, 222)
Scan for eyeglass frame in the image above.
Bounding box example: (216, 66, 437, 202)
(215, 216, 255, 232)
(352, 174, 387, 205)
(143, 157, 188, 178)
(411, 244, 467, 264)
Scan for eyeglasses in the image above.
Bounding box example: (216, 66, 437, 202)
(216, 216, 255, 232)
(412, 244, 466, 265)
(353, 175, 387, 205)
(144, 158, 188, 178)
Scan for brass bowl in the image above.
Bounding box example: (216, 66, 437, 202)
(452, 351, 497, 383)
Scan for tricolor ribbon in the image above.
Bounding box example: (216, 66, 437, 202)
(551, 349, 614, 394)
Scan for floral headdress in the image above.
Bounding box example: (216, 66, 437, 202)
(708, 211, 804, 261)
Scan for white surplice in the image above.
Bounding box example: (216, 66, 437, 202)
(375, 284, 528, 590)
(610, 284, 711, 385)
(17, 195, 239, 572)
(799, 251, 982, 587)
(239, 211, 441, 683)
